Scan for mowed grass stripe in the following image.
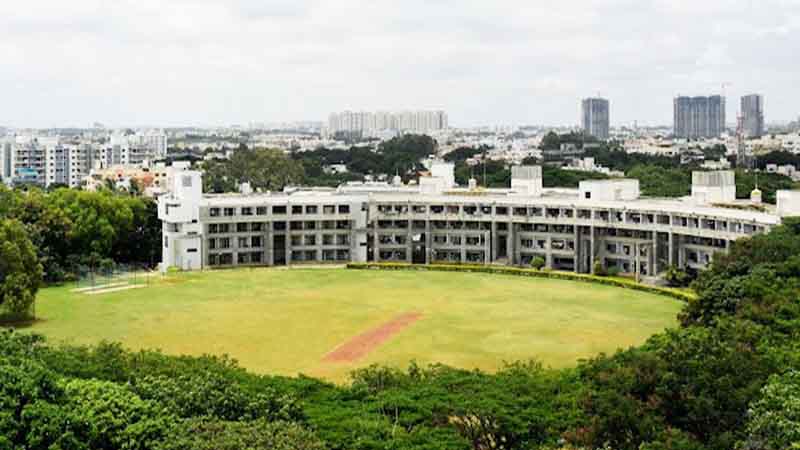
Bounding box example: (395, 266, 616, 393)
(26, 268, 682, 383)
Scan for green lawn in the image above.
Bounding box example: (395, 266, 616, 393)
(26, 268, 682, 382)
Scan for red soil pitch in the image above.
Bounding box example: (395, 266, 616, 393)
(323, 312, 423, 363)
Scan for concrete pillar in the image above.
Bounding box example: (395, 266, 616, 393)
(668, 231, 674, 267)
(491, 222, 498, 262)
(285, 231, 291, 266)
(545, 236, 553, 269)
(589, 225, 596, 274)
(425, 221, 432, 264)
(573, 226, 580, 273)
(406, 222, 413, 263)
(267, 223, 274, 266)
(652, 231, 658, 275)
(372, 218, 380, 262)
(507, 221, 515, 265)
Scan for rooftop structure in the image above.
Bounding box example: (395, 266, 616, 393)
(159, 165, 798, 280)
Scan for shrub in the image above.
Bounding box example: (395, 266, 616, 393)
(531, 256, 546, 270)
(346, 263, 695, 302)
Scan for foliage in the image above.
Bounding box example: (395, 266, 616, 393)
(156, 419, 326, 450)
(663, 265, 696, 288)
(0, 219, 43, 319)
(531, 256, 546, 270)
(203, 147, 305, 193)
(734, 170, 797, 203)
(740, 371, 800, 450)
(0, 186, 160, 283)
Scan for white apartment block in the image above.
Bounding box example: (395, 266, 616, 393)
(159, 164, 798, 280)
(328, 110, 448, 135)
(5, 131, 168, 188)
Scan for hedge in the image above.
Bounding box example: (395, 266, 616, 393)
(346, 262, 696, 302)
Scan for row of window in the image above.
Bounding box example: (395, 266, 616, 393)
(208, 204, 351, 217)
(208, 221, 353, 234)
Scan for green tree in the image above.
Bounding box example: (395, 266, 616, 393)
(741, 371, 800, 450)
(0, 219, 43, 318)
(156, 419, 325, 450)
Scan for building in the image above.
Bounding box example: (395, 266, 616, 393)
(159, 164, 797, 279)
(328, 110, 448, 135)
(741, 94, 765, 138)
(3, 131, 167, 188)
(674, 95, 726, 139)
(581, 98, 610, 140)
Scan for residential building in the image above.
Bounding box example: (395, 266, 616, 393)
(741, 94, 765, 138)
(328, 110, 448, 135)
(674, 95, 726, 139)
(581, 98, 610, 140)
(159, 165, 797, 279)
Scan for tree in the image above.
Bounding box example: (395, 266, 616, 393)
(202, 148, 305, 193)
(156, 419, 326, 450)
(540, 132, 561, 150)
(741, 371, 800, 450)
(0, 219, 43, 318)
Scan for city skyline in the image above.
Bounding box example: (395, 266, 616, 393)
(1, 1, 798, 128)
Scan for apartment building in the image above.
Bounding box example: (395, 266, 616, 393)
(4, 131, 167, 188)
(741, 94, 765, 138)
(328, 110, 448, 135)
(159, 164, 798, 279)
(674, 95, 726, 139)
(581, 98, 610, 140)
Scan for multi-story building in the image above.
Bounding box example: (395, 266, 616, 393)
(741, 94, 765, 138)
(159, 164, 800, 279)
(8, 136, 94, 188)
(0, 137, 12, 183)
(674, 95, 726, 139)
(99, 132, 168, 168)
(581, 98, 610, 140)
(328, 110, 448, 135)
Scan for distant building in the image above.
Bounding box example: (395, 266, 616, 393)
(581, 98, 610, 140)
(328, 110, 448, 135)
(674, 95, 726, 139)
(741, 94, 765, 138)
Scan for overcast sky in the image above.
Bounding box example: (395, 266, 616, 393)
(1, 0, 798, 128)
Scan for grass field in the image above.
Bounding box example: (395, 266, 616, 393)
(26, 268, 683, 382)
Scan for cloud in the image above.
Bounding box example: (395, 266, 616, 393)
(0, 0, 797, 127)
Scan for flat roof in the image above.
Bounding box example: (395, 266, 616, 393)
(196, 187, 780, 224)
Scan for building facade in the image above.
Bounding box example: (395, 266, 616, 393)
(328, 110, 448, 135)
(581, 98, 610, 140)
(4, 131, 167, 188)
(159, 165, 798, 279)
(674, 95, 726, 139)
(741, 94, 765, 138)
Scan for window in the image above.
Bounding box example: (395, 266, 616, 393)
(273, 206, 287, 214)
(187, 248, 198, 253)
(251, 223, 263, 232)
(224, 208, 235, 217)
(210, 208, 220, 217)
(306, 205, 318, 214)
(292, 205, 303, 214)
(208, 239, 216, 250)
(237, 223, 249, 233)
(585, 192, 591, 199)
(338, 205, 350, 214)
(256, 207, 268, 215)
(251, 236, 262, 248)
(219, 238, 231, 249)
(238, 237, 250, 248)
(241, 207, 253, 216)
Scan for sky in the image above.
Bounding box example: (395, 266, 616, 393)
(1, 0, 799, 128)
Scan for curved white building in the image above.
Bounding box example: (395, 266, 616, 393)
(159, 165, 799, 279)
